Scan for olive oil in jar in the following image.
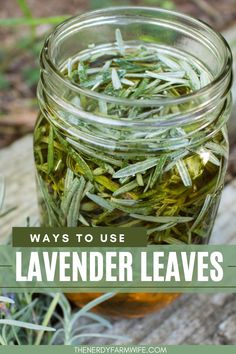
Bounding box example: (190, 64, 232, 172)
(35, 7, 232, 317)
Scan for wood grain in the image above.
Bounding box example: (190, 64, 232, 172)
(0, 25, 236, 345)
(0, 134, 236, 344)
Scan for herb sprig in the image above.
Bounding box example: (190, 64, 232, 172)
(34, 29, 228, 244)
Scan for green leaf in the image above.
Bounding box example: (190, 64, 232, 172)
(113, 180, 138, 197)
(0, 319, 55, 332)
(47, 126, 54, 174)
(131, 214, 193, 223)
(67, 177, 86, 226)
(86, 192, 114, 212)
(0, 16, 69, 26)
(0, 296, 14, 304)
(35, 293, 60, 345)
(190, 194, 212, 231)
(17, 0, 33, 18)
(113, 158, 160, 178)
(56, 134, 94, 181)
(176, 159, 192, 187)
(150, 155, 167, 188)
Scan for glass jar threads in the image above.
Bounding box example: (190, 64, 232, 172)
(34, 7, 232, 317)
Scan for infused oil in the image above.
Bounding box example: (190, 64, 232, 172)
(34, 7, 232, 317)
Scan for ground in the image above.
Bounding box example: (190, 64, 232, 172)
(0, 0, 236, 147)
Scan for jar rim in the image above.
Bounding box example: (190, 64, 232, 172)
(44, 6, 233, 107)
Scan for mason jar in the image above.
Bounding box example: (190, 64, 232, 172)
(34, 7, 232, 317)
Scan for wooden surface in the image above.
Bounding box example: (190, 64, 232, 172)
(1, 133, 236, 245)
(0, 27, 236, 346)
(0, 134, 236, 345)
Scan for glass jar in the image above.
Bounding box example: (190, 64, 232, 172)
(34, 7, 232, 317)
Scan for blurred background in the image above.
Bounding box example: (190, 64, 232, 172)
(0, 1, 235, 166)
(0, 1, 236, 189)
(0, 1, 236, 345)
(0, 1, 235, 143)
(0, 0, 235, 170)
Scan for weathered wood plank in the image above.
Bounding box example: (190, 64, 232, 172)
(211, 179, 236, 244)
(81, 294, 236, 345)
(0, 133, 235, 244)
(0, 25, 236, 345)
(0, 135, 38, 242)
(0, 134, 236, 345)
